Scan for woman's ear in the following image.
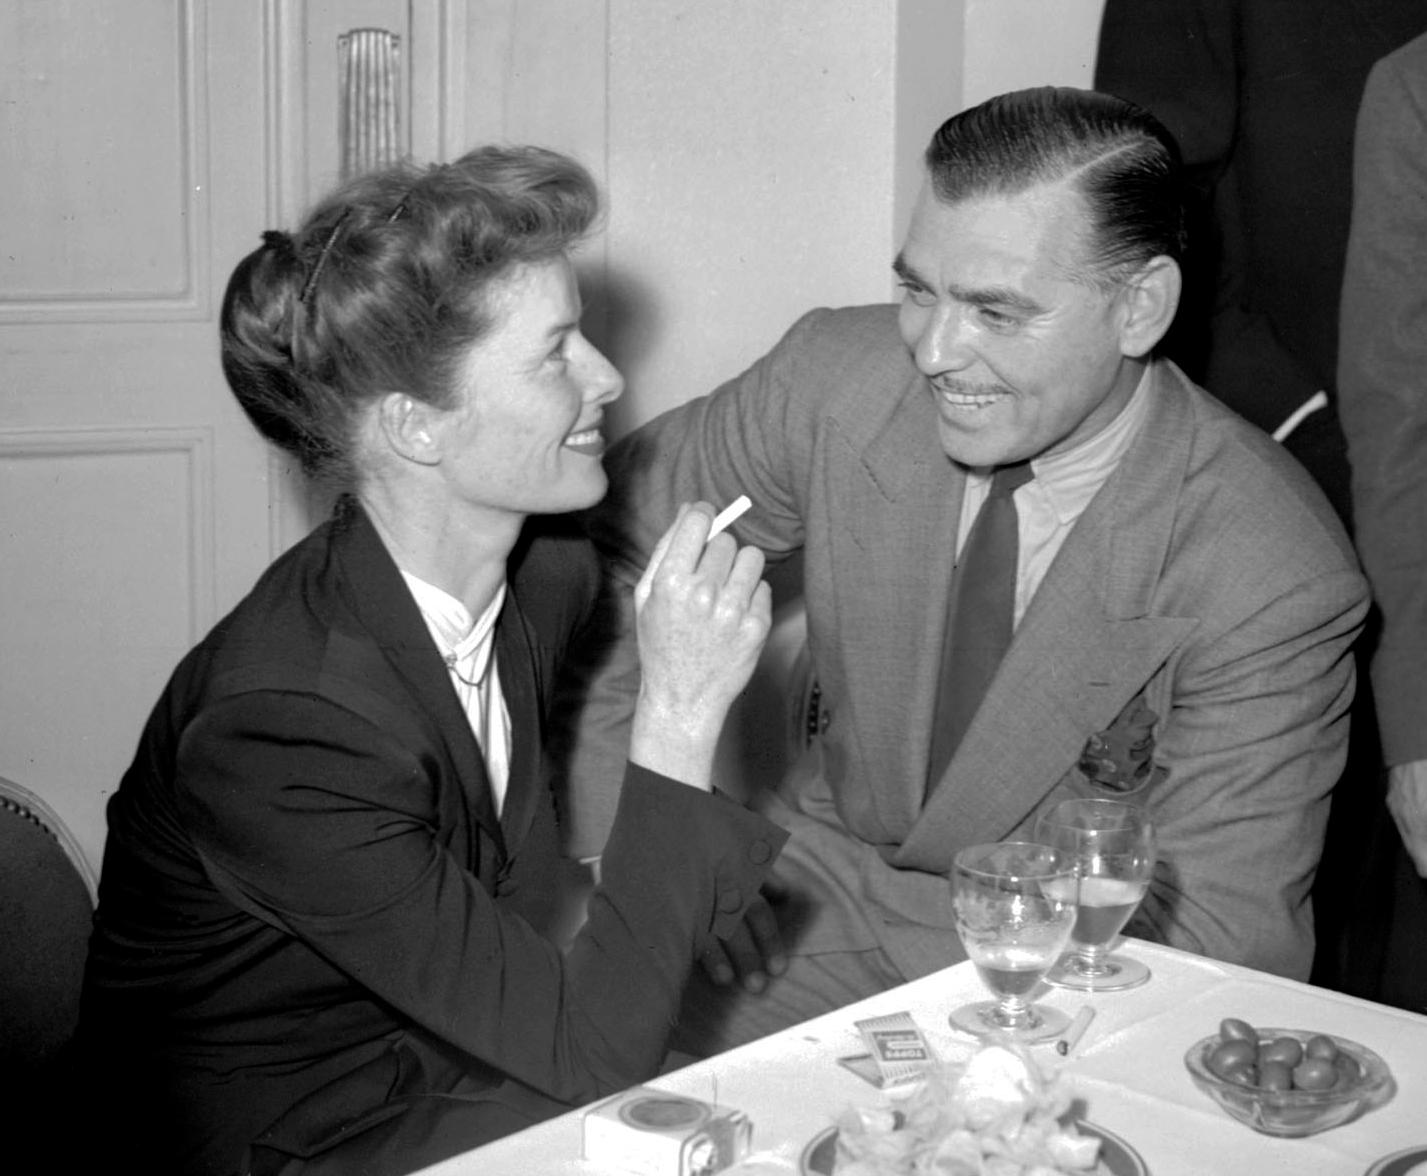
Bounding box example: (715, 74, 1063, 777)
(1116, 256, 1182, 359)
(376, 393, 442, 466)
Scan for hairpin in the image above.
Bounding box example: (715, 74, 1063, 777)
(300, 209, 351, 305)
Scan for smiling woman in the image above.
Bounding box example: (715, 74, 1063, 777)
(74, 145, 783, 1176)
(425, 255, 623, 524)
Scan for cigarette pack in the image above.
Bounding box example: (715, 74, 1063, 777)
(840, 1010, 938, 1088)
(581, 1087, 752, 1176)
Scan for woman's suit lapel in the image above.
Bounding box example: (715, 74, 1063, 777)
(491, 587, 545, 852)
(326, 500, 509, 877)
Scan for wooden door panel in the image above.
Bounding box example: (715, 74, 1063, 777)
(0, 0, 270, 873)
(0, 0, 476, 876)
(0, 433, 212, 871)
(0, 2, 198, 310)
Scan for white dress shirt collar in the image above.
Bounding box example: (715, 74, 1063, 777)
(1026, 366, 1152, 525)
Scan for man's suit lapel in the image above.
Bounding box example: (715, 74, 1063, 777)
(893, 362, 1202, 872)
(821, 383, 967, 838)
(326, 500, 508, 871)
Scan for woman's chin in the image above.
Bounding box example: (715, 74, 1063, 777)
(577, 466, 610, 507)
(536, 469, 609, 516)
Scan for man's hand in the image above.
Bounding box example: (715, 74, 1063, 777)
(700, 874, 790, 992)
(1387, 760, 1427, 876)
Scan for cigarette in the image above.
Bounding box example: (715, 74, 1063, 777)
(707, 494, 752, 540)
(1056, 1006, 1096, 1056)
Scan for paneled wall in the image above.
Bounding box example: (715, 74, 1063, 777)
(2, 2, 264, 873)
(0, 0, 479, 870)
(0, 0, 1106, 877)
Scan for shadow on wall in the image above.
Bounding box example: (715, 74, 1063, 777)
(713, 552, 811, 804)
(579, 259, 665, 441)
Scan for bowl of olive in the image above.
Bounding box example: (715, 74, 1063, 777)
(1184, 1019, 1393, 1137)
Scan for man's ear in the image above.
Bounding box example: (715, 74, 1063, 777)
(375, 393, 443, 466)
(1116, 256, 1181, 359)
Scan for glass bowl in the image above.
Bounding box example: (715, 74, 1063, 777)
(1184, 1028, 1393, 1137)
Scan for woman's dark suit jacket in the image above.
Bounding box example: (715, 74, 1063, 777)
(78, 497, 784, 1176)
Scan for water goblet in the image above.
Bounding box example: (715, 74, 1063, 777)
(948, 841, 1078, 1042)
(1036, 797, 1156, 992)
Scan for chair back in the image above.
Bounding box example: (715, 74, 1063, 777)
(0, 778, 96, 1070)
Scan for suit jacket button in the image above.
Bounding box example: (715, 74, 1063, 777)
(748, 840, 772, 864)
(718, 887, 744, 913)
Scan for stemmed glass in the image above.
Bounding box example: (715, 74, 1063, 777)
(1035, 797, 1156, 992)
(949, 841, 1078, 1042)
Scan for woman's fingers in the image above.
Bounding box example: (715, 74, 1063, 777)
(640, 503, 763, 623)
(635, 502, 770, 690)
(634, 502, 691, 608)
(721, 542, 768, 610)
(628, 501, 770, 788)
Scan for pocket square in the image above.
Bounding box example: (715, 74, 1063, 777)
(1078, 694, 1167, 794)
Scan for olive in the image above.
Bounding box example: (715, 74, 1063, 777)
(1334, 1054, 1362, 1087)
(1304, 1034, 1339, 1062)
(1258, 1060, 1294, 1091)
(1258, 1036, 1304, 1069)
(1220, 1060, 1260, 1088)
(1292, 1057, 1339, 1091)
(1208, 1038, 1258, 1079)
(1219, 1017, 1257, 1042)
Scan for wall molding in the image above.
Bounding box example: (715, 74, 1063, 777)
(423, 0, 469, 161)
(259, 0, 473, 558)
(0, 426, 217, 643)
(0, 0, 210, 324)
(261, 0, 312, 557)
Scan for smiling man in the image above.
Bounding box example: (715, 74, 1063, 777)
(892, 186, 1170, 468)
(573, 87, 1370, 1054)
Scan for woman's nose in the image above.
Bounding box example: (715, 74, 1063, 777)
(582, 340, 625, 404)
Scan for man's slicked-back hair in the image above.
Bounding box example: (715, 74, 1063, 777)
(925, 86, 1187, 289)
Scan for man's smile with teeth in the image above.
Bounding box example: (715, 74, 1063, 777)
(936, 382, 1008, 409)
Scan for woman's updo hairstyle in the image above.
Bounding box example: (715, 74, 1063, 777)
(220, 145, 600, 484)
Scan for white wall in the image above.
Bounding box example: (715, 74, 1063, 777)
(463, 0, 1108, 431)
(602, 1, 905, 432)
(964, 0, 1106, 106)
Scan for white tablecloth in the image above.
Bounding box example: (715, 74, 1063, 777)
(414, 941, 1427, 1175)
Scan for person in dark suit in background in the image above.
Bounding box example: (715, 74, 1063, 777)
(76, 145, 784, 1176)
(1095, 0, 1427, 1002)
(1095, 0, 1427, 526)
(1338, 28, 1427, 1013)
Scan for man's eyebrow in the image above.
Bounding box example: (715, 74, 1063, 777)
(891, 255, 1042, 314)
(958, 285, 1042, 314)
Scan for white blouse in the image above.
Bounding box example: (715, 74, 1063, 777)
(400, 572, 512, 817)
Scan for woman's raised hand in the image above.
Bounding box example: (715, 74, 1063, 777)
(628, 502, 772, 790)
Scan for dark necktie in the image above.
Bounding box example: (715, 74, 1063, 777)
(927, 460, 1035, 791)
